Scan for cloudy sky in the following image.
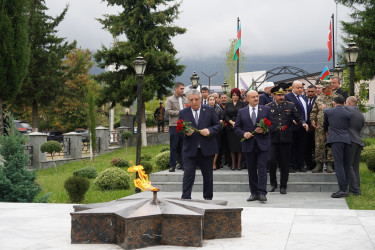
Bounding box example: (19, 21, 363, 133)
(46, 0, 352, 61)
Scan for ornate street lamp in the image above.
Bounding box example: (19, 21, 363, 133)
(190, 71, 199, 89)
(331, 63, 344, 79)
(221, 80, 229, 94)
(344, 38, 359, 96)
(133, 53, 147, 193)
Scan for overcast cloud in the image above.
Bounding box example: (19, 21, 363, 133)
(46, 0, 352, 60)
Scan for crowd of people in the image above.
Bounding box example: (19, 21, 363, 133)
(165, 77, 365, 202)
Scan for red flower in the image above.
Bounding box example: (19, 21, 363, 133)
(176, 123, 183, 132)
(264, 118, 271, 127)
(176, 119, 200, 135)
(185, 104, 189, 107)
(282, 125, 287, 131)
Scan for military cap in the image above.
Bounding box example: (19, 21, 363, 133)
(271, 85, 285, 95)
(321, 80, 332, 88)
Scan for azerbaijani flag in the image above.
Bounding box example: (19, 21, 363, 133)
(327, 21, 332, 61)
(319, 66, 330, 81)
(233, 22, 241, 60)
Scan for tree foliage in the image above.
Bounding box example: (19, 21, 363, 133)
(340, 0, 375, 80)
(0, 0, 30, 134)
(94, 0, 186, 108)
(223, 38, 246, 89)
(16, 1, 76, 131)
(0, 118, 41, 202)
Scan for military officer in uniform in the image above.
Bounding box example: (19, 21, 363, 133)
(267, 86, 308, 194)
(310, 80, 341, 173)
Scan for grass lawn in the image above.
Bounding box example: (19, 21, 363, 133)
(35, 144, 169, 204)
(346, 163, 375, 210)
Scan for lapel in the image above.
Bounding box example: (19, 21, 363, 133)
(187, 108, 196, 127)
(247, 105, 256, 126)
(198, 107, 206, 127)
(256, 106, 264, 123)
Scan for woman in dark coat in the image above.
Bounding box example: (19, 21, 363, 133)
(208, 95, 224, 170)
(224, 88, 247, 170)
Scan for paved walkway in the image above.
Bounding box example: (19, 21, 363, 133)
(1, 191, 374, 249)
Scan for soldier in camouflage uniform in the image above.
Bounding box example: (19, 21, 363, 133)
(310, 80, 341, 173)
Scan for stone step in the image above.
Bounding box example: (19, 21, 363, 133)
(150, 170, 337, 183)
(151, 181, 338, 192)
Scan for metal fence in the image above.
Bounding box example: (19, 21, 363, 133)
(82, 137, 101, 155)
(55, 138, 71, 157)
(109, 130, 121, 145)
(24, 145, 33, 168)
(364, 105, 375, 122)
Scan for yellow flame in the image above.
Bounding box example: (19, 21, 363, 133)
(127, 165, 159, 192)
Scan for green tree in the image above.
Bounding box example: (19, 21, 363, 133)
(0, 118, 41, 202)
(17, 1, 76, 131)
(94, 0, 186, 115)
(0, 0, 30, 134)
(223, 38, 245, 89)
(340, 0, 375, 80)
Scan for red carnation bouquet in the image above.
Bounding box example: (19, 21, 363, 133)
(176, 119, 200, 135)
(221, 121, 228, 128)
(280, 125, 287, 131)
(241, 118, 272, 142)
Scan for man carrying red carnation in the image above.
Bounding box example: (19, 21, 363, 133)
(266, 85, 308, 194)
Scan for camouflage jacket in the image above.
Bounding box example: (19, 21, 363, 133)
(310, 92, 340, 128)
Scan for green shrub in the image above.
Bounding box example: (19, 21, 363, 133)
(73, 166, 98, 179)
(121, 131, 132, 140)
(361, 145, 375, 163)
(155, 151, 170, 169)
(159, 146, 170, 153)
(40, 141, 62, 154)
(141, 161, 153, 175)
(146, 115, 157, 127)
(111, 158, 130, 168)
(142, 153, 152, 161)
(363, 138, 375, 147)
(94, 167, 131, 190)
(64, 176, 90, 203)
(366, 154, 375, 172)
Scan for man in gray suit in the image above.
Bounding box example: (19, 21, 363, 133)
(323, 96, 351, 198)
(344, 96, 365, 195)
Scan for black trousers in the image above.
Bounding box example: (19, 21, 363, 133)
(290, 129, 307, 170)
(157, 120, 164, 132)
(181, 149, 214, 200)
(344, 143, 361, 193)
(331, 143, 348, 192)
(269, 143, 291, 189)
(305, 130, 316, 169)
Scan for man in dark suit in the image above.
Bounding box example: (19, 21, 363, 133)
(234, 90, 273, 202)
(305, 85, 318, 170)
(259, 82, 274, 105)
(323, 96, 351, 198)
(201, 87, 209, 105)
(285, 81, 308, 173)
(179, 89, 221, 200)
(331, 76, 348, 100)
(344, 96, 365, 195)
(267, 86, 308, 194)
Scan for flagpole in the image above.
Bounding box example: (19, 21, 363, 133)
(237, 17, 240, 89)
(331, 14, 335, 69)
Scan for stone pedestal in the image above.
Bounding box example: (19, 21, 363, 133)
(63, 132, 82, 159)
(95, 126, 109, 152)
(117, 126, 133, 147)
(27, 132, 47, 169)
(120, 114, 134, 132)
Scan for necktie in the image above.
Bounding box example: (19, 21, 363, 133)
(297, 95, 306, 120)
(194, 110, 199, 126)
(251, 107, 256, 124)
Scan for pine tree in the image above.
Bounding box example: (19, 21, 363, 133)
(0, 0, 30, 134)
(94, 0, 186, 108)
(0, 118, 41, 202)
(16, 1, 76, 131)
(340, 0, 375, 80)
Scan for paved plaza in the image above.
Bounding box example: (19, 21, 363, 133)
(0, 191, 375, 250)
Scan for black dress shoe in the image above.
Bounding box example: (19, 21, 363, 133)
(204, 197, 212, 200)
(269, 186, 277, 192)
(258, 194, 267, 202)
(280, 188, 287, 194)
(289, 168, 295, 173)
(331, 191, 349, 198)
(299, 167, 307, 172)
(247, 195, 259, 202)
(169, 166, 176, 172)
(176, 164, 183, 170)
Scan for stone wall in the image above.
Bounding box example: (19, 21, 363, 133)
(362, 122, 375, 138)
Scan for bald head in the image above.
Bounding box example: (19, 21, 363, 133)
(346, 96, 358, 106)
(292, 81, 304, 95)
(246, 90, 259, 107)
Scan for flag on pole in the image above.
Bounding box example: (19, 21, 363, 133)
(327, 21, 332, 61)
(233, 22, 241, 60)
(319, 66, 330, 81)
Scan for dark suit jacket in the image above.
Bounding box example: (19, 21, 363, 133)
(234, 105, 273, 152)
(345, 106, 365, 148)
(323, 105, 351, 145)
(336, 87, 348, 100)
(285, 92, 307, 130)
(178, 106, 221, 157)
(267, 101, 305, 144)
(259, 93, 273, 106)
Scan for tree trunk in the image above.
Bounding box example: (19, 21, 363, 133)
(0, 97, 3, 135)
(141, 102, 147, 147)
(32, 100, 38, 132)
